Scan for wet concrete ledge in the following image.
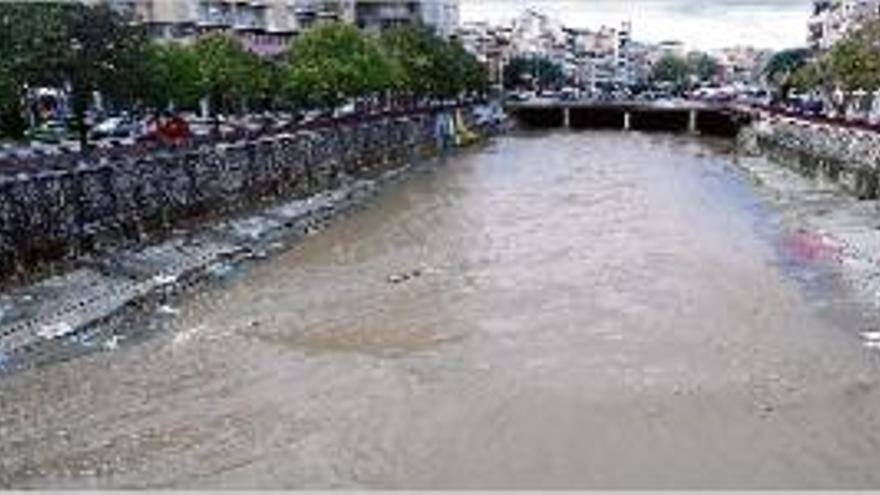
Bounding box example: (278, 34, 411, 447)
(746, 114, 880, 200)
(0, 107, 501, 363)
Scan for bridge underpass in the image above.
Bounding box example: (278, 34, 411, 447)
(506, 102, 751, 137)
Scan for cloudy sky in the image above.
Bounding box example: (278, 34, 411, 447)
(460, 0, 812, 50)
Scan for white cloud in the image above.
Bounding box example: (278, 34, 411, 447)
(460, 0, 811, 49)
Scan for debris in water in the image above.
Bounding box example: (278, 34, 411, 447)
(387, 268, 424, 285)
(782, 230, 842, 264)
(173, 325, 204, 346)
(152, 273, 178, 286)
(207, 262, 234, 277)
(67, 332, 95, 348)
(38, 321, 75, 339)
(157, 305, 180, 316)
(103, 334, 121, 351)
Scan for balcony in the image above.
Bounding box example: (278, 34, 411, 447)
(197, 1, 232, 27)
(354, 1, 420, 30)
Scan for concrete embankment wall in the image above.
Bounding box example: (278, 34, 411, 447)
(745, 115, 880, 200)
(0, 108, 485, 281)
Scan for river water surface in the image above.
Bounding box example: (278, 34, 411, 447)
(4, 131, 880, 488)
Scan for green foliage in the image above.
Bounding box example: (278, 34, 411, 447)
(0, 63, 25, 139)
(826, 24, 880, 91)
(193, 33, 264, 115)
(146, 43, 204, 111)
(444, 40, 488, 96)
(651, 55, 691, 88)
(379, 26, 440, 94)
(0, 4, 485, 138)
(63, 3, 149, 146)
(689, 53, 719, 82)
(380, 25, 487, 98)
(502, 56, 564, 90)
(775, 20, 880, 108)
(764, 48, 810, 87)
(0, 2, 80, 87)
(284, 23, 394, 109)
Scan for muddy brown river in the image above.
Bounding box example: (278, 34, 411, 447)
(4, 131, 880, 488)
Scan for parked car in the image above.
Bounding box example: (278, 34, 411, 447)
(507, 90, 534, 102)
(90, 116, 139, 139)
(30, 121, 68, 144)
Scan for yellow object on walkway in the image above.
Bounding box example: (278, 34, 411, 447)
(454, 109, 480, 146)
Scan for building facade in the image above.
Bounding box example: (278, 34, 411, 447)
(808, 0, 880, 50)
(105, 0, 459, 56)
(459, 10, 638, 93)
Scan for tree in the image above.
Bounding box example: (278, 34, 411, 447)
(0, 2, 78, 88)
(651, 54, 691, 90)
(777, 20, 880, 112)
(764, 48, 810, 99)
(0, 2, 82, 136)
(689, 53, 719, 82)
(827, 24, 880, 92)
(380, 25, 446, 96)
(128, 42, 205, 114)
(193, 32, 261, 120)
(790, 61, 824, 92)
(61, 3, 149, 149)
(284, 23, 394, 110)
(502, 56, 564, 90)
(0, 63, 25, 139)
(443, 41, 488, 97)
(379, 25, 485, 101)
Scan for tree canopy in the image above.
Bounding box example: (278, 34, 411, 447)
(194, 33, 266, 116)
(651, 55, 691, 88)
(284, 23, 395, 109)
(763, 48, 811, 93)
(502, 56, 564, 90)
(689, 53, 720, 82)
(0, 5, 488, 140)
(773, 20, 880, 109)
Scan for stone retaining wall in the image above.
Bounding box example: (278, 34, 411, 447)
(0, 108, 483, 281)
(746, 114, 880, 200)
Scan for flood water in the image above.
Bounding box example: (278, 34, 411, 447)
(5, 131, 880, 488)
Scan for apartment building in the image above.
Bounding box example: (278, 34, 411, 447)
(105, 0, 459, 55)
(808, 0, 880, 50)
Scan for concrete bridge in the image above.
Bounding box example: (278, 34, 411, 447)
(505, 100, 754, 137)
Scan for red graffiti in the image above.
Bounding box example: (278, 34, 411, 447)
(782, 230, 842, 264)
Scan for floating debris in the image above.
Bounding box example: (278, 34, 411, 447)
(152, 273, 178, 286)
(157, 305, 180, 316)
(207, 262, 235, 278)
(67, 332, 95, 348)
(103, 334, 121, 351)
(38, 321, 75, 340)
(387, 268, 423, 285)
(172, 325, 204, 347)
